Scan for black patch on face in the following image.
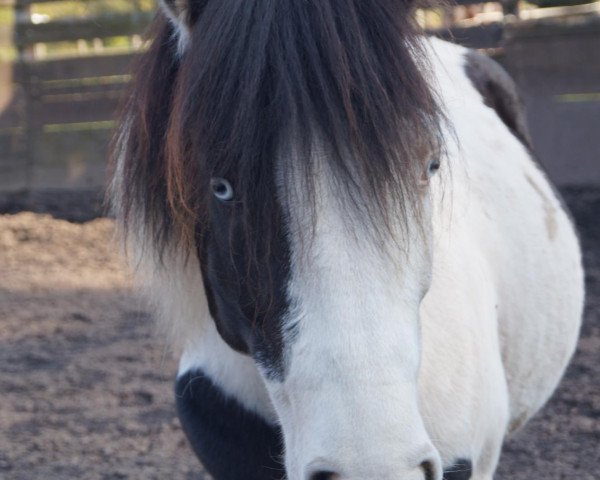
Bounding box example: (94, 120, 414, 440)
(197, 185, 293, 380)
(464, 50, 532, 150)
(443, 458, 473, 480)
(175, 370, 284, 480)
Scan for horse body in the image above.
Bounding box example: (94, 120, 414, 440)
(112, 2, 583, 478)
(417, 39, 583, 476)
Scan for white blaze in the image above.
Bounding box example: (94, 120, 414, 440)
(265, 164, 441, 479)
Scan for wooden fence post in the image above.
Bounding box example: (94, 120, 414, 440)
(13, 0, 35, 197)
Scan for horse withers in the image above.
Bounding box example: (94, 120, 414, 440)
(110, 1, 584, 479)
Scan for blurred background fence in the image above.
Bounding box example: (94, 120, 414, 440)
(0, 0, 598, 211)
(0, 0, 153, 202)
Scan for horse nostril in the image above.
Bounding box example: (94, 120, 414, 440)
(420, 459, 438, 480)
(309, 471, 339, 480)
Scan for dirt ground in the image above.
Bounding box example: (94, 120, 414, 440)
(0, 190, 598, 480)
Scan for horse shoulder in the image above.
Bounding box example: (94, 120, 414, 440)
(428, 38, 584, 436)
(463, 49, 532, 150)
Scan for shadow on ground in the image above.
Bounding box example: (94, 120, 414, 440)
(0, 188, 597, 479)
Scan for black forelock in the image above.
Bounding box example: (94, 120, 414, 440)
(113, 0, 443, 260)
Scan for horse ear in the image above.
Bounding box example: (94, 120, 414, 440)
(160, 0, 201, 37)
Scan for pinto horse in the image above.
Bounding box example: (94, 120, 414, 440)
(110, 1, 584, 479)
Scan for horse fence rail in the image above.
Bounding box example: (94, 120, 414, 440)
(0, 0, 151, 194)
(0, 0, 598, 199)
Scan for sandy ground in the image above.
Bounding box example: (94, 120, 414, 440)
(0, 190, 598, 480)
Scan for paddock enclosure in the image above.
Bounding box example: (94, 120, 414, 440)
(0, 0, 598, 200)
(0, 1, 598, 479)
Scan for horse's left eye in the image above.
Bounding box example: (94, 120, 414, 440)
(210, 178, 234, 202)
(428, 158, 441, 175)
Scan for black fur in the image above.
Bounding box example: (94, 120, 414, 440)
(464, 50, 532, 149)
(175, 370, 284, 480)
(196, 196, 293, 378)
(113, 0, 443, 375)
(177, 369, 474, 480)
(178, 370, 475, 480)
(443, 458, 473, 480)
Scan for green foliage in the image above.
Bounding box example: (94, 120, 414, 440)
(34, 0, 156, 19)
(0, 1, 158, 58)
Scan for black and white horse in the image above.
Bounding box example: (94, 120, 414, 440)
(110, 1, 584, 479)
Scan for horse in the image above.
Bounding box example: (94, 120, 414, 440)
(109, 1, 584, 479)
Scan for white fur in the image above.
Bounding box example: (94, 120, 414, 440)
(261, 39, 582, 479)
(420, 38, 582, 477)
(269, 162, 442, 479)
(118, 36, 584, 479)
(159, 0, 191, 55)
(137, 247, 278, 424)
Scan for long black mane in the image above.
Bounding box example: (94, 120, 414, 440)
(113, 0, 442, 255)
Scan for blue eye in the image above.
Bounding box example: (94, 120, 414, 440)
(428, 158, 441, 175)
(210, 178, 234, 202)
